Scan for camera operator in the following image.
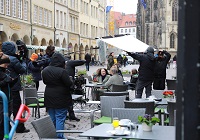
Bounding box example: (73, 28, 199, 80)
(65, 55, 86, 121)
(16, 40, 28, 63)
(2, 41, 29, 133)
(42, 45, 55, 68)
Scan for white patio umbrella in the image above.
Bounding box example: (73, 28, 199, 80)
(101, 35, 149, 52)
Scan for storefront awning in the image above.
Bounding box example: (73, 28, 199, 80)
(26, 45, 67, 51)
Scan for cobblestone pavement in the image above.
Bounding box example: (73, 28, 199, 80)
(12, 64, 176, 140)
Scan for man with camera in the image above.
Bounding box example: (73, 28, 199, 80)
(2, 41, 29, 133)
(65, 55, 86, 121)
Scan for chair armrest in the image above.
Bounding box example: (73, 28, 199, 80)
(90, 109, 101, 128)
(56, 130, 84, 133)
(25, 97, 38, 99)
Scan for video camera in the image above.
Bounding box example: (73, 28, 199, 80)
(73, 74, 86, 95)
(74, 74, 86, 89)
(16, 40, 28, 62)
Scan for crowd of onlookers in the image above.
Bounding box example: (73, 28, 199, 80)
(0, 40, 175, 139)
(0, 40, 86, 139)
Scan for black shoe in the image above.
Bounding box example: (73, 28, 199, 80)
(16, 129, 30, 133)
(69, 116, 80, 122)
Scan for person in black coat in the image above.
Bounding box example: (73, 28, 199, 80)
(42, 53, 73, 139)
(153, 50, 171, 90)
(117, 54, 123, 67)
(126, 46, 156, 98)
(2, 41, 29, 133)
(65, 55, 85, 121)
(85, 53, 91, 71)
(0, 52, 18, 140)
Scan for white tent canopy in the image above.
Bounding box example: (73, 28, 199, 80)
(101, 35, 149, 52)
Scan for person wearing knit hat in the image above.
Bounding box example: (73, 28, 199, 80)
(0, 52, 18, 139)
(42, 53, 73, 139)
(30, 53, 38, 61)
(28, 53, 42, 90)
(0, 52, 10, 67)
(1, 41, 29, 133)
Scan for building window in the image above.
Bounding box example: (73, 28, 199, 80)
(34, 5, 38, 23)
(71, 0, 75, 9)
(71, 16, 75, 32)
(18, 0, 22, 19)
(133, 28, 135, 32)
(12, 0, 16, 17)
(121, 29, 123, 33)
(125, 29, 127, 33)
(170, 33, 175, 48)
(6, 0, 10, 16)
(44, 9, 47, 26)
(48, 11, 52, 27)
(125, 22, 128, 26)
(39, 7, 43, 25)
(129, 22, 132, 25)
(60, 11, 63, 28)
(0, 0, 4, 14)
(56, 10, 59, 28)
(129, 29, 131, 32)
(24, 1, 28, 20)
(172, 0, 178, 21)
(86, 24, 88, 36)
(64, 12, 66, 29)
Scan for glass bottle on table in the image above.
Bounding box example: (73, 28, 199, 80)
(112, 117, 119, 129)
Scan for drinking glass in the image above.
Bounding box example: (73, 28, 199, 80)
(112, 117, 119, 129)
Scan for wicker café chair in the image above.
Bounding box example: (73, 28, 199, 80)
(31, 115, 84, 140)
(103, 91, 130, 100)
(166, 79, 176, 90)
(124, 100, 155, 117)
(112, 108, 146, 123)
(91, 96, 126, 128)
(111, 84, 128, 92)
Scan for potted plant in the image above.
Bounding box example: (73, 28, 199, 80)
(21, 74, 35, 88)
(163, 90, 174, 100)
(77, 69, 87, 76)
(138, 114, 160, 131)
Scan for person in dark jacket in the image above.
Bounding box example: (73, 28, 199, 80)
(117, 54, 123, 67)
(42, 53, 73, 139)
(123, 54, 128, 67)
(107, 52, 114, 70)
(42, 45, 55, 68)
(85, 53, 91, 71)
(153, 50, 171, 90)
(28, 53, 43, 90)
(65, 55, 85, 121)
(0, 52, 18, 140)
(126, 46, 156, 98)
(2, 41, 29, 133)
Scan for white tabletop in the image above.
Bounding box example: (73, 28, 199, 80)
(79, 123, 175, 140)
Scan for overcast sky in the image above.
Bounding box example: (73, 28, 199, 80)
(107, 0, 138, 14)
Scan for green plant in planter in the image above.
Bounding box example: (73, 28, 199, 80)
(21, 74, 35, 88)
(138, 114, 160, 126)
(77, 70, 87, 76)
(122, 70, 130, 74)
